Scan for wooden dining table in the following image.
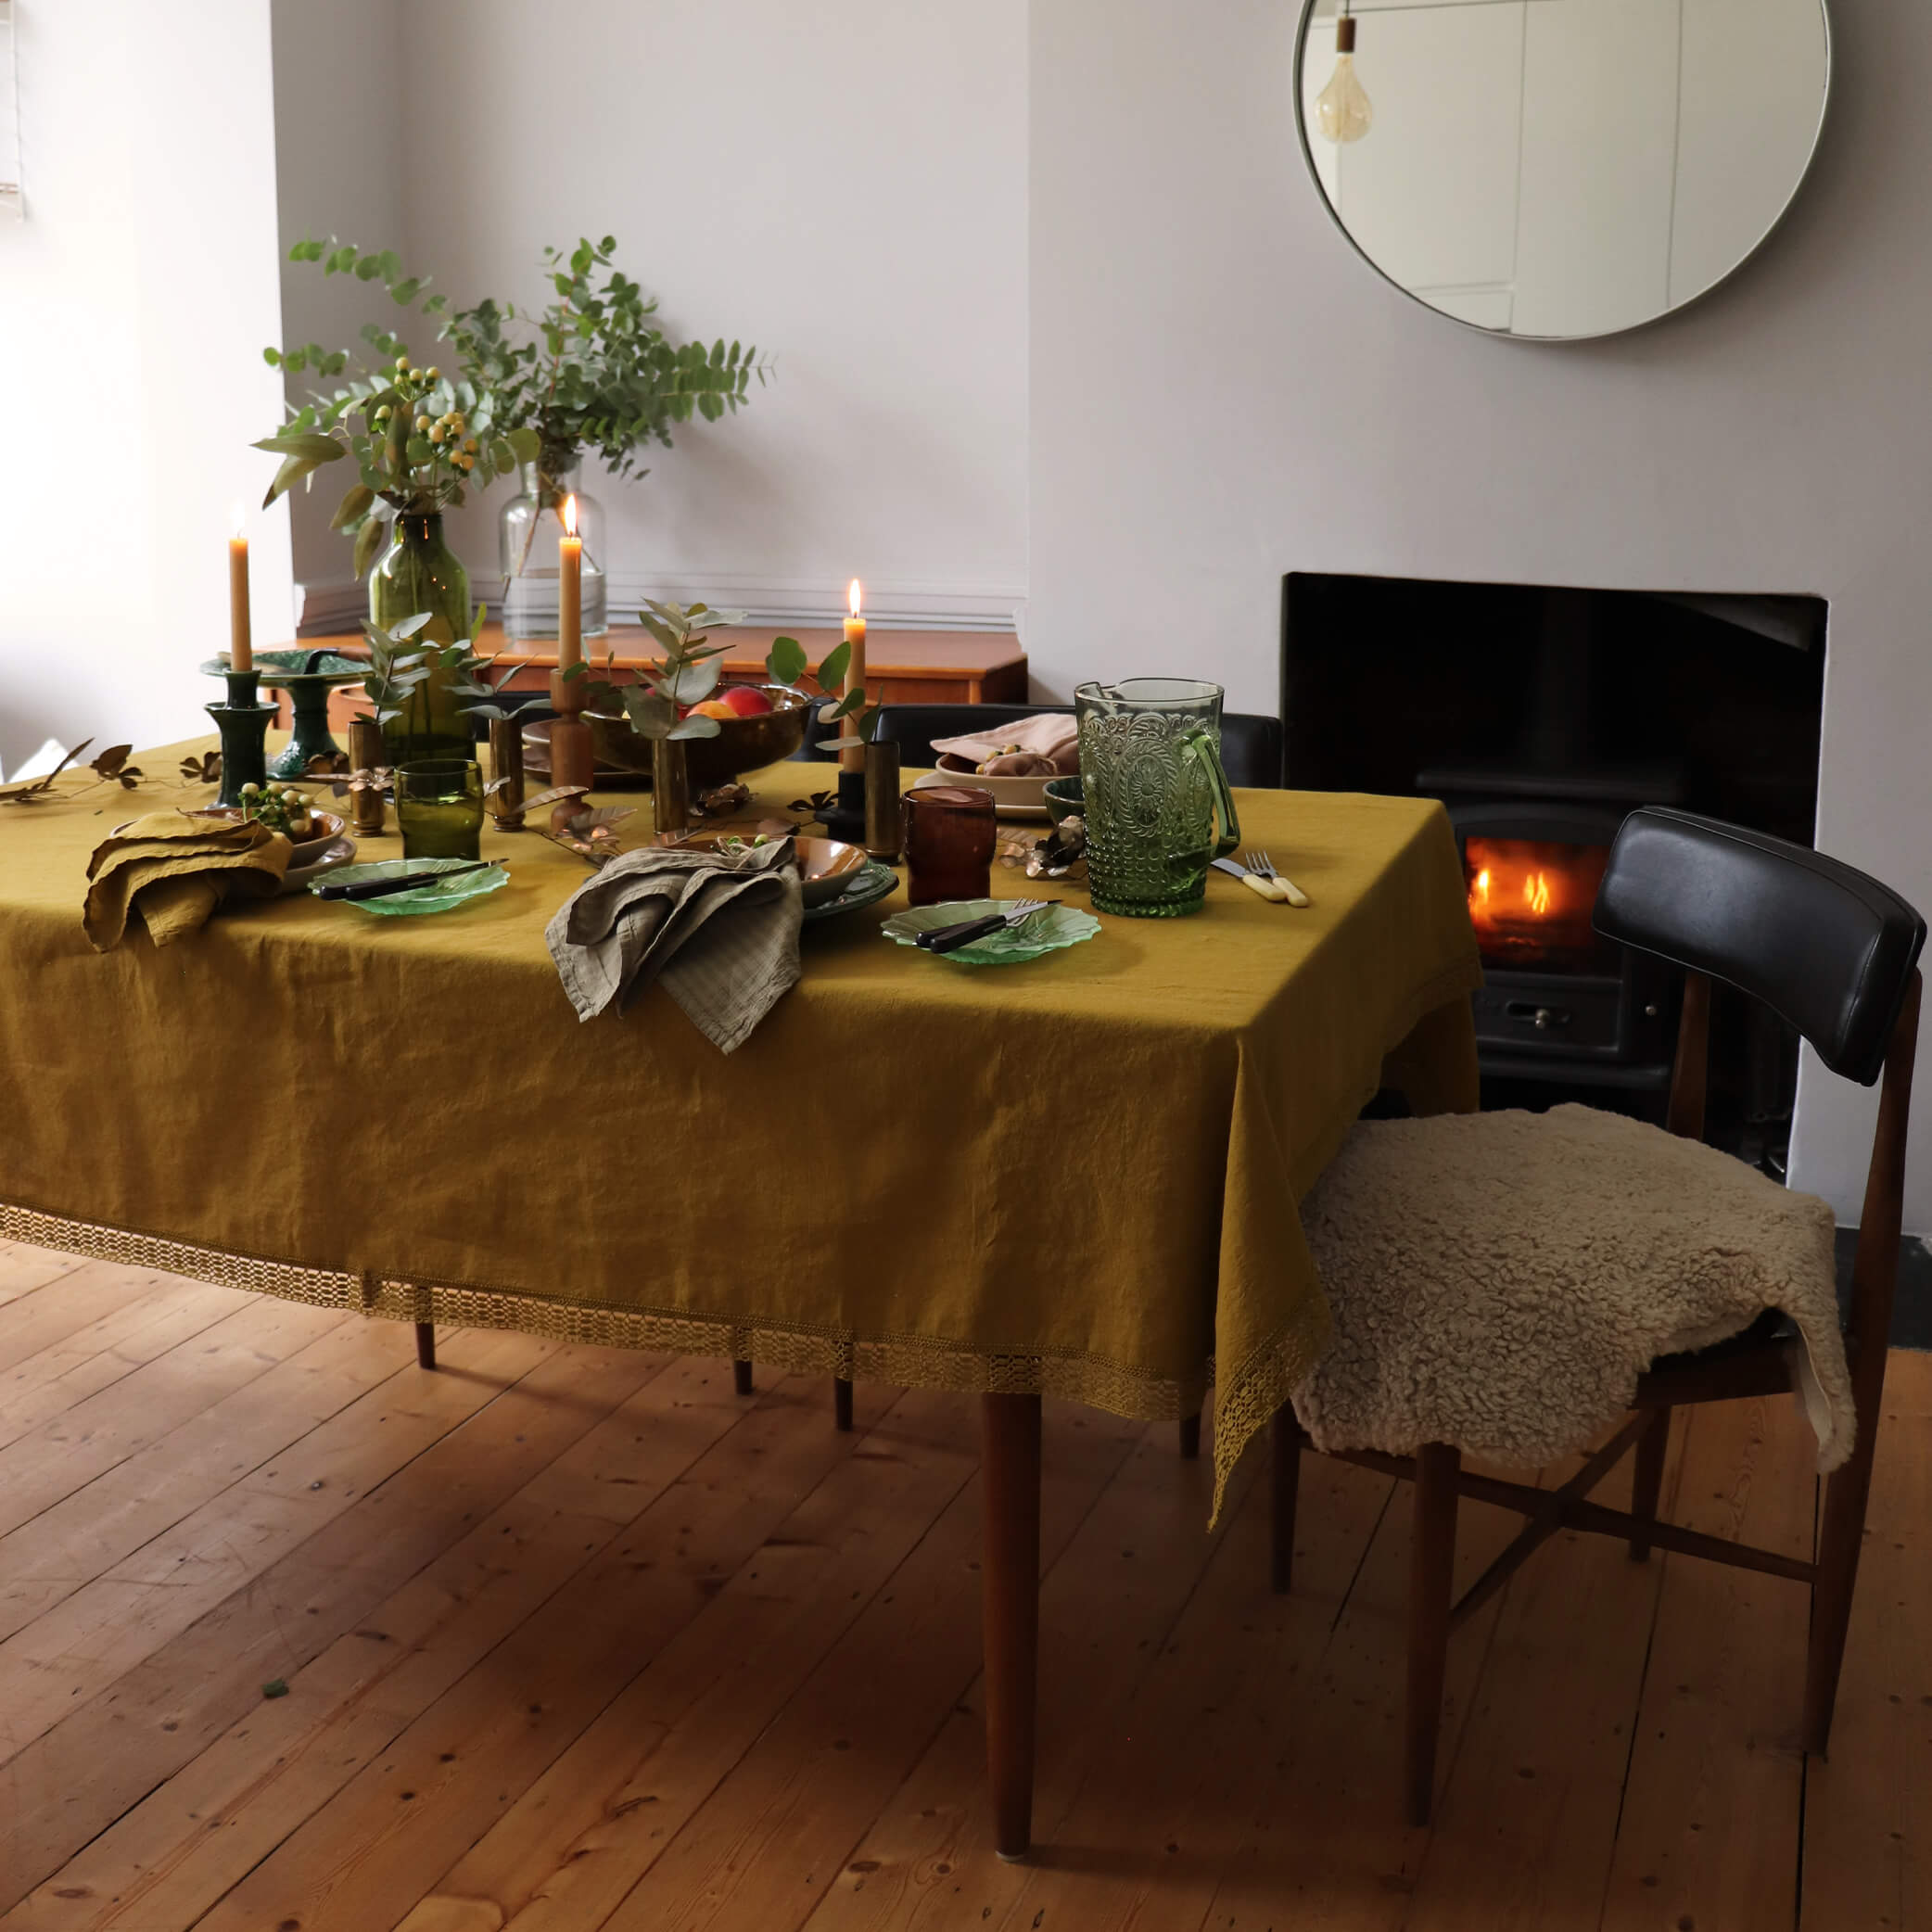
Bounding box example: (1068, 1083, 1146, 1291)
(0, 740, 1481, 1858)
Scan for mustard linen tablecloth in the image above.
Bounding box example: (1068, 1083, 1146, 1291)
(0, 742, 1481, 1515)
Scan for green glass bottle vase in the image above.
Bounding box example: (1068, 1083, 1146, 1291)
(370, 512, 475, 767)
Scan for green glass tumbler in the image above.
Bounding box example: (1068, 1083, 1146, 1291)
(1074, 679, 1240, 917)
(395, 758, 486, 862)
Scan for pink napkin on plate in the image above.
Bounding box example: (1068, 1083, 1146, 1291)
(928, 713, 1079, 777)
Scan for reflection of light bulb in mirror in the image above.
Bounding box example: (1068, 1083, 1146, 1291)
(1316, 11, 1372, 145)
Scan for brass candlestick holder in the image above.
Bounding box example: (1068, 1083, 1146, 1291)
(864, 740, 902, 859)
(488, 717, 527, 831)
(347, 718, 388, 837)
(205, 669, 274, 807)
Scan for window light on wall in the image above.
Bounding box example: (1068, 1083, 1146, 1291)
(0, 0, 19, 219)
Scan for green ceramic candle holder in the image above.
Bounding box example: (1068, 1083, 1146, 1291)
(204, 669, 274, 807)
(203, 649, 366, 781)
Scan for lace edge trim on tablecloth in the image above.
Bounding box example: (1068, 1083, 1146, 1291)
(0, 1197, 1311, 1519)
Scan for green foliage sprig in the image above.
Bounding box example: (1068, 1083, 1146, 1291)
(565, 610, 855, 746)
(258, 240, 540, 578)
(445, 236, 767, 502)
(806, 634, 878, 750)
(606, 602, 745, 744)
(361, 605, 502, 743)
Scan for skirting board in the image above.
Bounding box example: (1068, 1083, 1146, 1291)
(296, 573, 1027, 638)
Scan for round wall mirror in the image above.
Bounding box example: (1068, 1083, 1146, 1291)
(1294, 0, 1832, 341)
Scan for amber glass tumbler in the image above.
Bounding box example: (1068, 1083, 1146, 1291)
(901, 785, 997, 906)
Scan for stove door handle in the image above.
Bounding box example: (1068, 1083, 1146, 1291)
(1505, 1000, 1572, 1031)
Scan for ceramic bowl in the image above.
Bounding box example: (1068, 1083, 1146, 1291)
(673, 832, 869, 907)
(794, 836, 870, 907)
(1043, 776, 1085, 829)
(583, 685, 813, 784)
(189, 806, 346, 869)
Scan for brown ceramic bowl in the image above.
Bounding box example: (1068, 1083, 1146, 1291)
(671, 832, 868, 907)
(584, 685, 812, 786)
(188, 805, 346, 868)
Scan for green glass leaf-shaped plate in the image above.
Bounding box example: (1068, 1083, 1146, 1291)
(880, 898, 1100, 965)
(309, 857, 509, 916)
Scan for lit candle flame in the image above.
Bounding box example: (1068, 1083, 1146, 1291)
(563, 494, 578, 539)
(229, 502, 246, 542)
(848, 578, 863, 619)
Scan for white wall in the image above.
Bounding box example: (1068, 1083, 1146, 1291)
(1031, 0, 1932, 1224)
(0, 0, 291, 775)
(270, 0, 405, 605)
(271, 0, 1029, 634)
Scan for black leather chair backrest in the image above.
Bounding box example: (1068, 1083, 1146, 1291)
(862, 703, 1285, 789)
(1595, 807, 1926, 1087)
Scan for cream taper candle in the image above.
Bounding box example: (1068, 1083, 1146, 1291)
(840, 578, 867, 774)
(227, 504, 253, 675)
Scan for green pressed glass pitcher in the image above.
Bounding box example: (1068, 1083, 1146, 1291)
(1075, 679, 1241, 916)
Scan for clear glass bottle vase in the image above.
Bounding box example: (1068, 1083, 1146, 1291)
(498, 458, 608, 643)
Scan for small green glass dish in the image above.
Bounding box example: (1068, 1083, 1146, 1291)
(880, 898, 1100, 965)
(805, 858, 900, 923)
(308, 857, 509, 916)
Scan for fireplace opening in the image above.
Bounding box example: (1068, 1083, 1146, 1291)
(1464, 836, 1609, 969)
(1283, 573, 1825, 1172)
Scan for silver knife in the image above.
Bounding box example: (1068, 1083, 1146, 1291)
(1210, 857, 1281, 903)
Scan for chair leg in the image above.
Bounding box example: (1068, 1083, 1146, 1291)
(1270, 1412, 1301, 1595)
(413, 1321, 436, 1370)
(834, 1376, 854, 1431)
(732, 1358, 754, 1397)
(1803, 1447, 1879, 1755)
(1177, 1411, 1201, 1460)
(1628, 1408, 1670, 1561)
(1406, 1442, 1460, 1826)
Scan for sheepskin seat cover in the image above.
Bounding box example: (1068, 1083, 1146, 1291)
(1293, 1104, 1853, 1471)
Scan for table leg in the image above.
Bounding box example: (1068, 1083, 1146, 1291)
(834, 1376, 855, 1431)
(733, 1358, 754, 1396)
(414, 1322, 436, 1370)
(981, 1392, 1041, 1862)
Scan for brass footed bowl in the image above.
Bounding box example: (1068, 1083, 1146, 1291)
(584, 685, 813, 785)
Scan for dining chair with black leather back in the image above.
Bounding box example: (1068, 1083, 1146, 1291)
(1270, 807, 1925, 1824)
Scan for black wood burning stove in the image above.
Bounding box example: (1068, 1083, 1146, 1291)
(1283, 572, 1824, 1163)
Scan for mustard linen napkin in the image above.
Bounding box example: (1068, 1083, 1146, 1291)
(929, 712, 1080, 777)
(83, 812, 290, 952)
(545, 836, 804, 1053)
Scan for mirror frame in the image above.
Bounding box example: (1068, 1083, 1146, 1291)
(1291, 0, 1834, 343)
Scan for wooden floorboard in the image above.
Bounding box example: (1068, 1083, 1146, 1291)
(0, 1249, 1924, 1932)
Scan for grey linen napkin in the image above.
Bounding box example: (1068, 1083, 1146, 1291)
(545, 838, 804, 1053)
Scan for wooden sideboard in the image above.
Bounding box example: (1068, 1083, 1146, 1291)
(294, 623, 1028, 729)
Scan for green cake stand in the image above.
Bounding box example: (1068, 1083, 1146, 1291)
(203, 649, 366, 780)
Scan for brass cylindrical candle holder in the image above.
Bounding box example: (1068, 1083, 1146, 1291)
(651, 736, 691, 836)
(863, 739, 902, 859)
(488, 717, 527, 831)
(347, 717, 388, 838)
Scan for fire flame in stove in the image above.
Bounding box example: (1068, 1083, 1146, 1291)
(1465, 836, 1608, 961)
(1469, 856, 1560, 923)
